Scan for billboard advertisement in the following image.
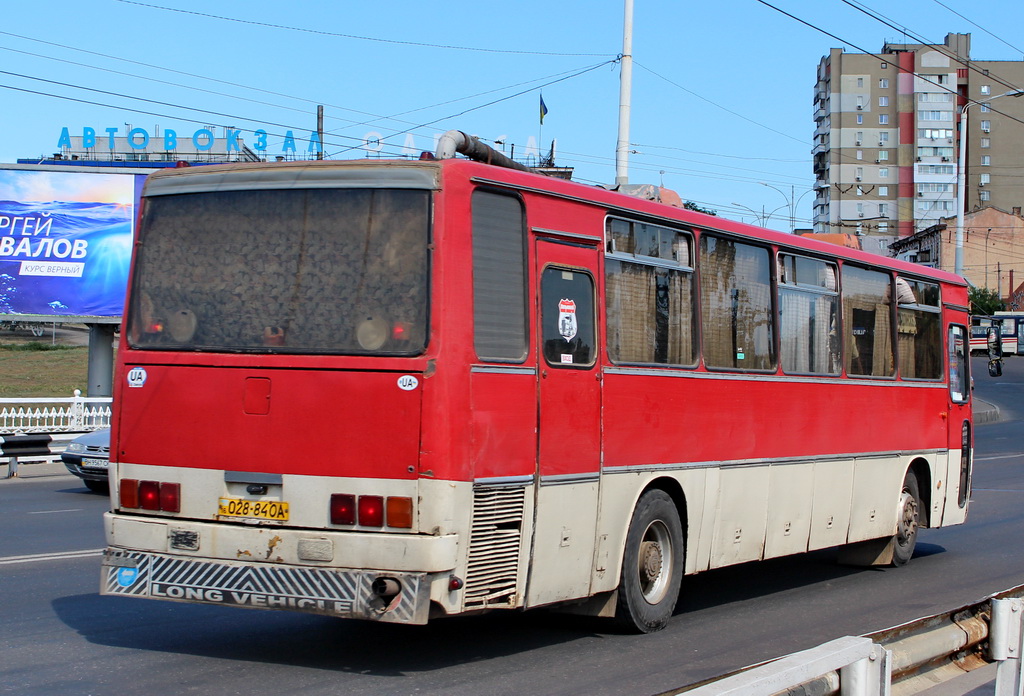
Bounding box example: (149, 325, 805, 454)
(0, 168, 145, 318)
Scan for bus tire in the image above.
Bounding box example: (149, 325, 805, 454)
(892, 471, 921, 567)
(615, 489, 683, 633)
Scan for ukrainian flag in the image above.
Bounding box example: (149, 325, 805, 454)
(540, 95, 549, 124)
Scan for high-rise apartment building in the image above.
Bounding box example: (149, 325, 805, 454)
(812, 33, 1024, 252)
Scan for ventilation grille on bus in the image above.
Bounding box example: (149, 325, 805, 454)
(463, 485, 526, 610)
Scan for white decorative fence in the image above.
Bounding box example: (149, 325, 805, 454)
(0, 390, 112, 434)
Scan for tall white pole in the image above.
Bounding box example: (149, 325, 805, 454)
(615, 0, 634, 186)
(955, 104, 968, 277)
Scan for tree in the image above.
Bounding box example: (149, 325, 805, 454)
(969, 286, 1003, 316)
(684, 201, 717, 216)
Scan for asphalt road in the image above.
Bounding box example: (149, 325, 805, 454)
(2, 356, 1022, 696)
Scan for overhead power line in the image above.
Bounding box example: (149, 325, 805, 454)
(115, 0, 615, 57)
(324, 59, 618, 157)
(634, 62, 807, 145)
(0, 37, 611, 146)
(837, 0, 1024, 98)
(753, 0, 1024, 129)
(928, 0, 1024, 58)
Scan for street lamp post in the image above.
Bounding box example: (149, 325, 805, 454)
(758, 183, 814, 233)
(731, 202, 788, 228)
(955, 89, 1024, 277)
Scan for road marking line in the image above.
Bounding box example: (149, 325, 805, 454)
(0, 549, 104, 565)
(28, 509, 84, 514)
(975, 454, 1024, 462)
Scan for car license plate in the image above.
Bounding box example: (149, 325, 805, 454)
(82, 458, 108, 469)
(218, 497, 289, 521)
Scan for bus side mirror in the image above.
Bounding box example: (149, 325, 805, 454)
(989, 360, 1003, 378)
(987, 328, 1003, 361)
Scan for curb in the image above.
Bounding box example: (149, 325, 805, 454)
(973, 398, 1001, 425)
(1, 457, 73, 481)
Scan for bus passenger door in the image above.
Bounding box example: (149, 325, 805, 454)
(526, 235, 602, 607)
(942, 324, 972, 525)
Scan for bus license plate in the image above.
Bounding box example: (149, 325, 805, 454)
(218, 498, 289, 522)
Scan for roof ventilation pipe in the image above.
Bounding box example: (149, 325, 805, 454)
(434, 130, 532, 173)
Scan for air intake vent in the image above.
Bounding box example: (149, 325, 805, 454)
(463, 485, 526, 610)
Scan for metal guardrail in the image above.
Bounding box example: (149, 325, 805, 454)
(0, 433, 54, 478)
(671, 586, 1024, 696)
(1, 391, 111, 477)
(0, 390, 112, 434)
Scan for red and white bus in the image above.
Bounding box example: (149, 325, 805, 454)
(970, 312, 1024, 356)
(101, 135, 973, 632)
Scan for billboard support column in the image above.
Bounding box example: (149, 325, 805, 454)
(87, 324, 116, 398)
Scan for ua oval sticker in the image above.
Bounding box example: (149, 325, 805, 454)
(397, 375, 419, 391)
(127, 367, 148, 388)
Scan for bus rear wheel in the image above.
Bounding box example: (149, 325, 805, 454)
(615, 489, 683, 633)
(892, 472, 921, 566)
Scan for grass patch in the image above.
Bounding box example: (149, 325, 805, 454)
(0, 343, 91, 397)
(0, 342, 81, 352)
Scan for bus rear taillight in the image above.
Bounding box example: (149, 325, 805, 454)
(120, 478, 140, 508)
(160, 483, 181, 512)
(121, 479, 180, 513)
(330, 494, 413, 528)
(139, 481, 160, 510)
(359, 496, 384, 527)
(329, 494, 356, 525)
(386, 497, 413, 528)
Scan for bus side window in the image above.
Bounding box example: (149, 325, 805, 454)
(778, 254, 839, 375)
(842, 265, 895, 377)
(895, 277, 942, 380)
(605, 218, 696, 367)
(700, 235, 775, 371)
(472, 190, 528, 362)
(949, 325, 970, 402)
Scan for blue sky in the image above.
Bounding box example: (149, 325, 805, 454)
(2, 0, 1023, 231)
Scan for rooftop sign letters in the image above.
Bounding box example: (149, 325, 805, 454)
(57, 125, 324, 156)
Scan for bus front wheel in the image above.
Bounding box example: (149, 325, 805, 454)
(892, 472, 921, 566)
(615, 489, 683, 633)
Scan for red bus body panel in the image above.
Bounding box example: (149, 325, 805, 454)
(116, 363, 423, 481)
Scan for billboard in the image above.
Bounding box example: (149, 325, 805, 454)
(0, 168, 146, 319)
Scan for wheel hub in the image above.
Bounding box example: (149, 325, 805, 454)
(897, 491, 918, 545)
(639, 540, 663, 584)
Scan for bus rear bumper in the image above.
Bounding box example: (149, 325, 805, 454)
(99, 512, 459, 624)
(101, 547, 434, 624)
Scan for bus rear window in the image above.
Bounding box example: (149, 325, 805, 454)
(128, 188, 430, 355)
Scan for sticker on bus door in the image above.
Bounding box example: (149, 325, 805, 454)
(558, 299, 578, 341)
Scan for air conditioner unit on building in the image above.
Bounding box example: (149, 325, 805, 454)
(858, 212, 865, 217)
(874, 160, 880, 164)
(941, 157, 950, 161)
(856, 176, 862, 181)
(855, 140, 862, 145)
(857, 105, 863, 110)
(918, 192, 923, 196)
(980, 181, 986, 186)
